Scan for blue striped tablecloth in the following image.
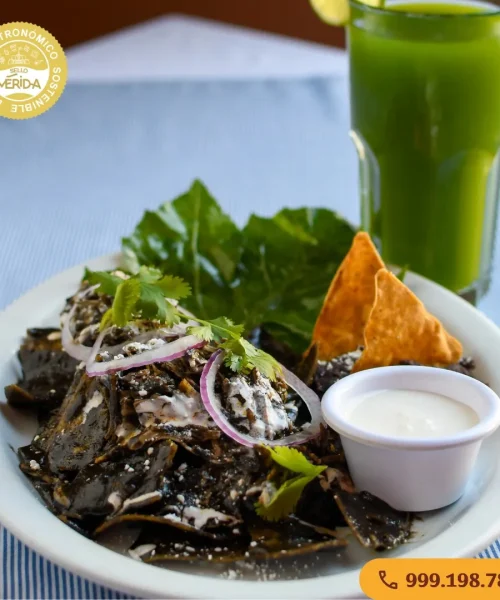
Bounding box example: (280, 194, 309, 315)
(1, 80, 499, 598)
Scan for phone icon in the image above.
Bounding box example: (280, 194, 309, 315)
(379, 570, 398, 590)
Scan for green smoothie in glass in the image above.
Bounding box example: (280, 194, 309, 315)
(348, 0, 500, 296)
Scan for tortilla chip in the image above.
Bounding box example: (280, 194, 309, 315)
(352, 269, 462, 372)
(310, 232, 385, 360)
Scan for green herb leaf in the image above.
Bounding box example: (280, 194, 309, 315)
(99, 308, 114, 331)
(220, 337, 281, 380)
(255, 447, 326, 521)
(204, 316, 244, 341)
(83, 269, 124, 296)
(265, 446, 326, 477)
(137, 265, 163, 284)
(155, 275, 192, 300)
(237, 208, 355, 352)
(122, 183, 355, 353)
(138, 283, 180, 327)
(255, 474, 316, 521)
(186, 324, 214, 342)
(121, 180, 242, 319)
(112, 279, 141, 327)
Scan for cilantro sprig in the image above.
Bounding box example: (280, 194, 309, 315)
(83, 267, 281, 380)
(255, 447, 326, 521)
(187, 317, 280, 380)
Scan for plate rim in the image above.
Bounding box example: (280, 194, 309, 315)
(1, 253, 500, 599)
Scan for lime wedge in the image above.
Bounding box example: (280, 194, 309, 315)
(309, 0, 384, 26)
(309, 0, 351, 26)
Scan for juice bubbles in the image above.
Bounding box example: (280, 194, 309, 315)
(349, 0, 500, 295)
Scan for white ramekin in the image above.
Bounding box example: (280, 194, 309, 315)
(321, 366, 500, 512)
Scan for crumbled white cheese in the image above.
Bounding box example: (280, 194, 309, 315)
(225, 373, 290, 439)
(107, 491, 122, 511)
(29, 460, 40, 471)
(135, 391, 212, 429)
(181, 506, 236, 530)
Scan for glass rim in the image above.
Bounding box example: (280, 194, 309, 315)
(349, 0, 500, 19)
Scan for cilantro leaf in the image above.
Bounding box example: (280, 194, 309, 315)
(265, 446, 326, 477)
(186, 324, 214, 342)
(204, 316, 244, 341)
(100, 308, 114, 331)
(83, 269, 124, 296)
(255, 447, 326, 521)
(112, 279, 141, 327)
(138, 283, 180, 327)
(137, 266, 163, 284)
(220, 337, 281, 380)
(255, 474, 316, 521)
(155, 275, 192, 300)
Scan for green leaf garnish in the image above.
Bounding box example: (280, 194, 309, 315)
(85, 266, 281, 380)
(121, 181, 355, 353)
(255, 447, 326, 521)
(112, 279, 141, 327)
(187, 316, 244, 343)
(220, 337, 281, 381)
(154, 275, 192, 300)
(255, 475, 315, 521)
(83, 269, 123, 296)
(99, 308, 114, 332)
(265, 446, 326, 477)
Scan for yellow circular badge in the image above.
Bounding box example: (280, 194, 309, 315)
(0, 22, 67, 120)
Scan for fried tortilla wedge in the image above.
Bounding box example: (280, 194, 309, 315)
(352, 269, 462, 372)
(310, 231, 385, 360)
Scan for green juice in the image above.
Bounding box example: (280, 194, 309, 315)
(349, 0, 500, 293)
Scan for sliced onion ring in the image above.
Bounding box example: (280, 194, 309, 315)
(86, 334, 204, 377)
(61, 285, 101, 361)
(200, 350, 322, 447)
(61, 304, 93, 362)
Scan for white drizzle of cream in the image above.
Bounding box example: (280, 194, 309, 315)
(181, 506, 237, 529)
(81, 390, 103, 424)
(135, 391, 212, 428)
(225, 374, 291, 439)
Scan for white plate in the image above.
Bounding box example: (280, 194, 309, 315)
(1, 254, 500, 599)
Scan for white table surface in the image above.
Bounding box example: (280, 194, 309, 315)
(67, 14, 348, 81)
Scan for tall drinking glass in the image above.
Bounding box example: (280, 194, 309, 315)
(348, 0, 500, 300)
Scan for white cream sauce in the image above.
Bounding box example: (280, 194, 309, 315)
(181, 506, 236, 529)
(135, 390, 212, 428)
(81, 390, 103, 424)
(225, 374, 290, 439)
(347, 389, 479, 438)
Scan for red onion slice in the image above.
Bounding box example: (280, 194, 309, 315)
(200, 350, 322, 447)
(86, 334, 204, 377)
(61, 304, 93, 362)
